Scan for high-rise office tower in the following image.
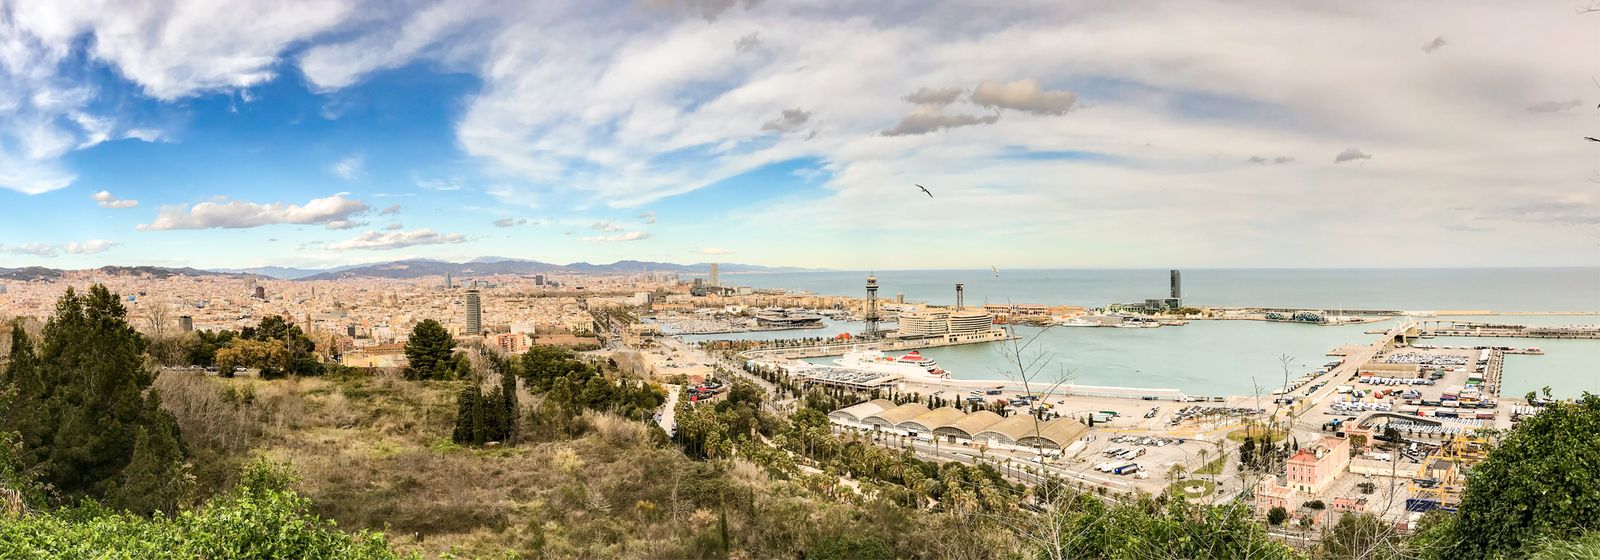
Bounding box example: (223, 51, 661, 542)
(465, 285, 482, 335)
(1170, 269, 1182, 299)
(445, 272, 453, 289)
(709, 263, 720, 287)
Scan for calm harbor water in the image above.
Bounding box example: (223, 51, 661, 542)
(691, 269, 1600, 397)
(721, 268, 1600, 312)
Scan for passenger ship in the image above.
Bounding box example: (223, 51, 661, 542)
(833, 350, 950, 379)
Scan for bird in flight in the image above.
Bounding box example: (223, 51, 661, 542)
(915, 184, 933, 198)
(991, 266, 1000, 277)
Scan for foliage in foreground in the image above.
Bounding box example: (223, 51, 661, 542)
(1424, 393, 1600, 559)
(0, 461, 404, 560)
(0, 286, 190, 515)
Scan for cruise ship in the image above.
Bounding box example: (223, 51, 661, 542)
(833, 350, 950, 380)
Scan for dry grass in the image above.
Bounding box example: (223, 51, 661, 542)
(156, 370, 740, 558)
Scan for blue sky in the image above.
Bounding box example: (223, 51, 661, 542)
(0, 1, 1595, 270)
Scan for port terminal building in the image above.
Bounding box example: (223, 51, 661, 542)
(828, 400, 1088, 451)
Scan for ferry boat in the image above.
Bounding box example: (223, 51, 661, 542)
(833, 350, 950, 379)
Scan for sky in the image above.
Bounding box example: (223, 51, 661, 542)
(0, 0, 1596, 271)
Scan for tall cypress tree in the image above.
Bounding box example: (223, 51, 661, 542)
(499, 364, 518, 443)
(470, 385, 487, 446)
(451, 384, 476, 444)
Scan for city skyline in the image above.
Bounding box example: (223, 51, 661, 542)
(0, 1, 1596, 271)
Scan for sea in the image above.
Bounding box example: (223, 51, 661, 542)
(680, 268, 1600, 397)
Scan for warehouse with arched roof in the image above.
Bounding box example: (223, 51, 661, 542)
(972, 414, 1052, 447)
(828, 399, 896, 427)
(1016, 417, 1089, 450)
(863, 403, 929, 429)
(897, 407, 967, 437)
(934, 410, 1004, 441)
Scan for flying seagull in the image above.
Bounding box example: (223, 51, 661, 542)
(915, 184, 933, 198)
(1587, 136, 1599, 142)
(991, 266, 1000, 278)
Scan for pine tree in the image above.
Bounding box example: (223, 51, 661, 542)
(109, 417, 192, 514)
(0, 285, 190, 515)
(404, 320, 456, 380)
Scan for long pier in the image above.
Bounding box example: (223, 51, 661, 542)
(740, 329, 1015, 360)
(1413, 320, 1600, 340)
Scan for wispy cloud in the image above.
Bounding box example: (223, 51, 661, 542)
(416, 176, 464, 191)
(92, 190, 139, 208)
(331, 154, 364, 181)
(590, 220, 624, 232)
(325, 228, 466, 250)
(582, 231, 651, 242)
(696, 247, 733, 255)
(1246, 156, 1295, 165)
(494, 217, 538, 227)
(379, 204, 402, 215)
(638, 211, 656, 224)
(0, 239, 119, 257)
(138, 194, 371, 230)
(1421, 36, 1448, 53)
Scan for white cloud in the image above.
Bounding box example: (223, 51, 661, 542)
(0, 1, 279, 195)
(9, 1, 356, 100)
(64, 239, 119, 254)
(384, 222, 405, 230)
(638, 211, 656, 224)
(696, 247, 733, 255)
(325, 228, 467, 250)
(138, 194, 371, 230)
(581, 231, 651, 242)
(590, 220, 624, 232)
(92, 190, 139, 208)
(0, 239, 118, 257)
(331, 154, 364, 181)
(379, 204, 402, 215)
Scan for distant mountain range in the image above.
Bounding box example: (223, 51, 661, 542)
(289, 258, 808, 281)
(0, 266, 249, 282)
(1, 259, 807, 282)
